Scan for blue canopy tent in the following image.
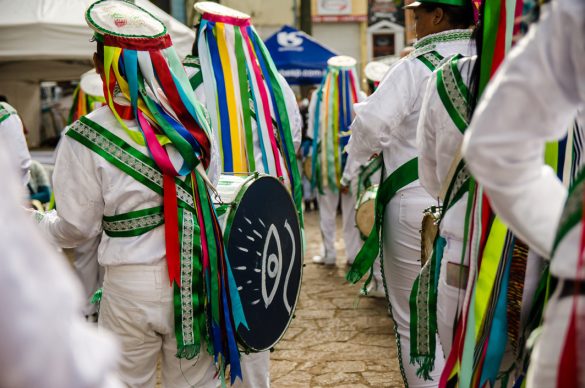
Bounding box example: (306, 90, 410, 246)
(264, 25, 337, 85)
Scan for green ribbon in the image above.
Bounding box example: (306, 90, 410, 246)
(347, 158, 419, 283)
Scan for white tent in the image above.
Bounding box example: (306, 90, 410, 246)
(0, 0, 195, 146)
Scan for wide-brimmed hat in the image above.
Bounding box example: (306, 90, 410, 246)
(86, 0, 171, 50)
(364, 61, 390, 83)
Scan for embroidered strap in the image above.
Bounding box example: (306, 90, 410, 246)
(347, 157, 419, 283)
(413, 29, 473, 52)
(416, 51, 444, 71)
(102, 205, 164, 237)
(437, 55, 470, 133)
(417, 51, 445, 72)
(66, 117, 196, 212)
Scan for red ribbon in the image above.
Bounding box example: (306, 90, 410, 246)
(163, 174, 182, 287)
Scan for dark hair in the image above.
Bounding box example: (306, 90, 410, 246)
(96, 40, 104, 63)
(191, 16, 202, 57)
(0, 95, 7, 103)
(467, 1, 485, 119)
(419, 1, 475, 29)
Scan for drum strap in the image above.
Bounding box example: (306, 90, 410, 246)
(66, 117, 248, 375)
(346, 157, 418, 283)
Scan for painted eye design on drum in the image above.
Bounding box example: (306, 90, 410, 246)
(235, 216, 296, 313)
(261, 224, 282, 307)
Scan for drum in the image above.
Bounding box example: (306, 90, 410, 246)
(214, 174, 303, 352)
(302, 156, 312, 180)
(355, 184, 378, 240)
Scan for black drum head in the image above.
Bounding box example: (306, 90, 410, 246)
(224, 176, 303, 352)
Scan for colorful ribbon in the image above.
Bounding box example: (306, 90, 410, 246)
(197, 18, 304, 228)
(310, 64, 362, 193)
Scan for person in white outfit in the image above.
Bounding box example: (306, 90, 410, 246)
(462, 0, 585, 385)
(309, 56, 365, 266)
(32, 1, 247, 387)
(343, 0, 475, 385)
(0, 98, 31, 186)
(416, 53, 475, 356)
(0, 141, 121, 387)
(184, 4, 302, 386)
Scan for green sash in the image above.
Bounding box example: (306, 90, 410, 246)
(346, 157, 419, 283)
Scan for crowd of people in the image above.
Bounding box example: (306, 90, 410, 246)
(0, 0, 583, 387)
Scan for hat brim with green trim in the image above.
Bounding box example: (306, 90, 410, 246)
(86, 0, 171, 50)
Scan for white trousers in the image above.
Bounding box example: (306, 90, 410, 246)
(383, 186, 443, 387)
(99, 261, 217, 388)
(527, 284, 585, 387)
(317, 183, 362, 262)
(235, 351, 270, 388)
(73, 236, 103, 316)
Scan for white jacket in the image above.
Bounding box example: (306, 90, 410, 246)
(342, 29, 475, 187)
(417, 55, 476, 244)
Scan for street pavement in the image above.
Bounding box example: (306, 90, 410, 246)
(270, 210, 403, 387)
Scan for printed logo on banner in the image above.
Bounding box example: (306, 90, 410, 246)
(277, 31, 304, 51)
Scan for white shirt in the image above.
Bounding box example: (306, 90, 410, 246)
(462, 0, 585, 278)
(342, 29, 475, 186)
(417, 56, 476, 242)
(0, 102, 31, 185)
(0, 141, 121, 388)
(37, 106, 221, 266)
